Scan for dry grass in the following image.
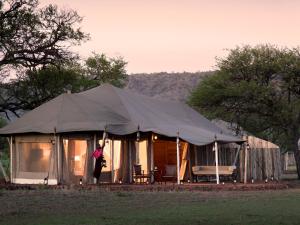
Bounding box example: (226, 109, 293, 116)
(0, 188, 300, 225)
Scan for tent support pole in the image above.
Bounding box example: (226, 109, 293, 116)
(93, 134, 97, 184)
(9, 136, 13, 183)
(150, 135, 154, 183)
(56, 134, 60, 184)
(176, 133, 180, 185)
(244, 143, 248, 184)
(129, 141, 132, 183)
(214, 139, 220, 184)
(111, 138, 114, 183)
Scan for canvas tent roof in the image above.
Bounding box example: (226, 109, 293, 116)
(0, 84, 242, 146)
(212, 119, 279, 149)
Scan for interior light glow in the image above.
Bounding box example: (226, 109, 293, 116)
(43, 149, 51, 158)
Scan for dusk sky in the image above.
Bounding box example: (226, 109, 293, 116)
(42, 0, 300, 73)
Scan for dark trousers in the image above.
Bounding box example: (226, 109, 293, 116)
(93, 157, 104, 184)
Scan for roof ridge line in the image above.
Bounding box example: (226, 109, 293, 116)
(111, 86, 138, 128)
(55, 93, 67, 132)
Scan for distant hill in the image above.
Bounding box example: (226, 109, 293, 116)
(126, 71, 214, 102)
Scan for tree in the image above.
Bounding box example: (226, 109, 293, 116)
(0, 65, 94, 118)
(0, 52, 128, 119)
(0, 0, 89, 118)
(0, 0, 89, 79)
(189, 44, 300, 178)
(85, 53, 128, 88)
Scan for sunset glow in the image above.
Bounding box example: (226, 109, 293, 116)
(41, 0, 300, 73)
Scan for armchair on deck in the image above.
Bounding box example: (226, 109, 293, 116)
(162, 165, 177, 184)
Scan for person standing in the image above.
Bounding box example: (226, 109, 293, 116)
(92, 142, 105, 184)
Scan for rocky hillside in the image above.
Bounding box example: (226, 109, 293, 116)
(126, 71, 214, 102)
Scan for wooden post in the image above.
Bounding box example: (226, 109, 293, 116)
(244, 143, 248, 184)
(176, 133, 180, 185)
(214, 140, 220, 184)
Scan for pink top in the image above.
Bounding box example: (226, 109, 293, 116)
(92, 148, 103, 159)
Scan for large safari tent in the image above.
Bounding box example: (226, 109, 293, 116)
(1, 84, 279, 185)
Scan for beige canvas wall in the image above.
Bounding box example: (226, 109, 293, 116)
(12, 135, 57, 184)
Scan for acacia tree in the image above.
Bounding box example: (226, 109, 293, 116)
(0, 53, 128, 119)
(189, 45, 300, 178)
(0, 1, 128, 119)
(6, 65, 93, 113)
(0, 0, 89, 79)
(0, 0, 89, 118)
(85, 53, 128, 88)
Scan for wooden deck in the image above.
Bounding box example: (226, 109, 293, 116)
(1, 180, 299, 192)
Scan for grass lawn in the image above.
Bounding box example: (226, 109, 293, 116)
(0, 187, 300, 225)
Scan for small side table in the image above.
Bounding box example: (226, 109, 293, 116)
(151, 168, 162, 184)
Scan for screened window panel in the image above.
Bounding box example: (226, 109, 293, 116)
(18, 142, 52, 173)
(113, 140, 121, 170)
(136, 141, 148, 173)
(73, 140, 87, 176)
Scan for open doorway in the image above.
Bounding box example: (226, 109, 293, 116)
(62, 139, 91, 184)
(135, 140, 149, 175)
(153, 140, 178, 182)
(153, 139, 190, 183)
(97, 139, 122, 183)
